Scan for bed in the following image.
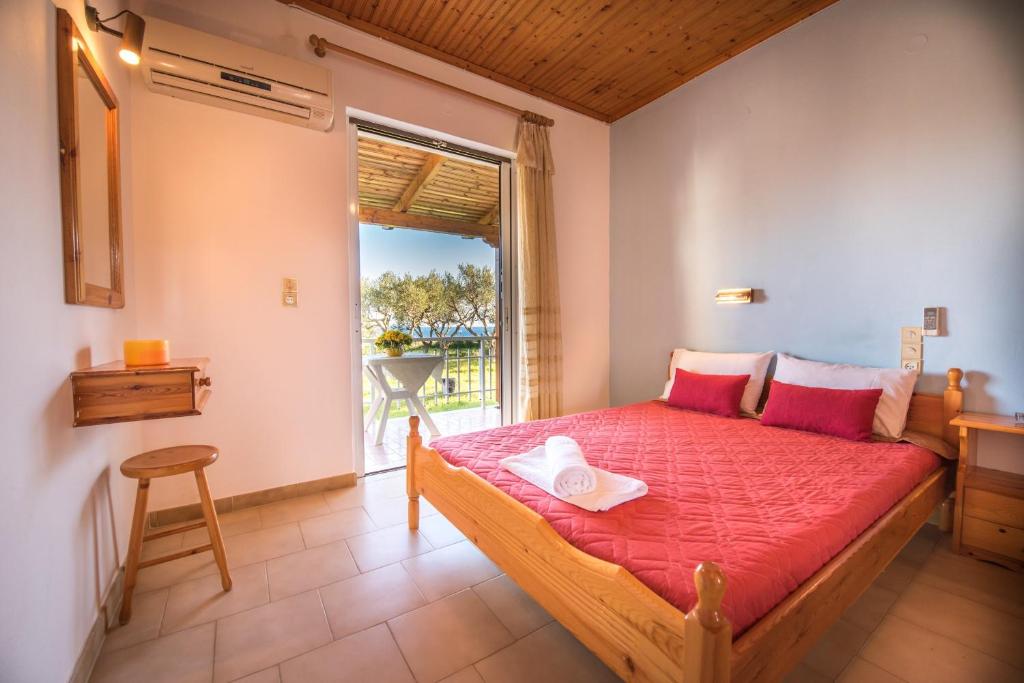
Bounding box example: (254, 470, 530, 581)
(404, 368, 964, 682)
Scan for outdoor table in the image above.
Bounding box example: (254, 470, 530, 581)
(364, 353, 444, 446)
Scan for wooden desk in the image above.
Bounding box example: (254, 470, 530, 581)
(950, 412, 1024, 571)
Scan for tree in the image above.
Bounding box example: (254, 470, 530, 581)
(360, 264, 496, 341)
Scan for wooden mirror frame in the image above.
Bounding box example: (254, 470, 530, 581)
(56, 8, 125, 308)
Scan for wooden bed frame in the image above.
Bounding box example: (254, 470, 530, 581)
(405, 368, 964, 682)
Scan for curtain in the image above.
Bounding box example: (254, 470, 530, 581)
(515, 115, 563, 421)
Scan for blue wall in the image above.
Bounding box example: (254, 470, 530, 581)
(610, 0, 1023, 432)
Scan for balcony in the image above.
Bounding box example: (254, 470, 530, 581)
(362, 336, 502, 473)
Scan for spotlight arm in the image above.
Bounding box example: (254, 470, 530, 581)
(85, 6, 128, 37)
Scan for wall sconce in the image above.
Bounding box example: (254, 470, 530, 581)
(85, 5, 146, 65)
(715, 288, 753, 304)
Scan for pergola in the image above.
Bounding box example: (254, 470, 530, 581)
(357, 135, 499, 247)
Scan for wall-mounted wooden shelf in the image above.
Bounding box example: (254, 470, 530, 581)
(71, 358, 211, 427)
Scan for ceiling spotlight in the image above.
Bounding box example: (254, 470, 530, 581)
(85, 5, 146, 66)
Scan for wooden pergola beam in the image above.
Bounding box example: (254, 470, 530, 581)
(393, 154, 445, 213)
(360, 206, 498, 247)
(477, 204, 498, 226)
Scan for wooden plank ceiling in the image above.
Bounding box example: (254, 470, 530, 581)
(358, 135, 499, 247)
(289, 0, 838, 122)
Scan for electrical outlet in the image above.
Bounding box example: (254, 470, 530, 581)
(902, 359, 922, 373)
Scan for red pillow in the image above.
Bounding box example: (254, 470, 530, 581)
(666, 369, 750, 418)
(761, 380, 883, 442)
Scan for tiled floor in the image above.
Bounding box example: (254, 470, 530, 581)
(364, 406, 502, 473)
(92, 472, 1024, 683)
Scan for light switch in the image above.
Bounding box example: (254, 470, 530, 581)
(901, 343, 922, 360)
(282, 277, 298, 307)
(901, 326, 923, 343)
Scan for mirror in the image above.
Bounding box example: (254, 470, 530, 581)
(56, 9, 124, 307)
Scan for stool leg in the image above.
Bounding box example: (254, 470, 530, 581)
(195, 468, 232, 592)
(120, 478, 150, 625)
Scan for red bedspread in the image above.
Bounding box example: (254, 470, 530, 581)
(430, 401, 939, 635)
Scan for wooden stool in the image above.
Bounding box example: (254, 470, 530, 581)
(119, 445, 232, 624)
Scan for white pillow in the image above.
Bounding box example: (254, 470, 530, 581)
(771, 354, 917, 439)
(661, 349, 774, 415)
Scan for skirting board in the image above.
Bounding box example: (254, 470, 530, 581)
(69, 569, 123, 683)
(148, 472, 358, 528)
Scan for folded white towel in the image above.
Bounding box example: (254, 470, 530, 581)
(544, 435, 597, 497)
(500, 442, 648, 512)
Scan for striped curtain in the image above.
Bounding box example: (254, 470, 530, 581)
(515, 115, 562, 421)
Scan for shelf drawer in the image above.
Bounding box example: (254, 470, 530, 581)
(71, 357, 210, 427)
(962, 515, 1024, 562)
(964, 487, 1024, 529)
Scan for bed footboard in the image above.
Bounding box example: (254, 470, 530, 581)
(405, 416, 730, 682)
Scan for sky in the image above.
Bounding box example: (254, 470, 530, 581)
(359, 224, 497, 279)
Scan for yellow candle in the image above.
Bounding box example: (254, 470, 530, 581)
(124, 339, 170, 366)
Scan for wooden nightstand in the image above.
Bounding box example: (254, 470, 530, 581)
(950, 412, 1024, 571)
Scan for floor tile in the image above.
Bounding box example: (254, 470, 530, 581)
(915, 543, 1024, 619)
(439, 667, 484, 683)
(225, 524, 305, 568)
(416, 513, 467, 548)
(182, 508, 261, 546)
(388, 589, 514, 682)
(363, 496, 438, 528)
(842, 584, 899, 632)
(837, 657, 904, 682)
(782, 663, 831, 683)
(266, 540, 359, 601)
(345, 524, 432, 572)
(279, 624, 414, 683)
(401, 540, 502, 601)
(860, 615, 1021, 683)
(875, 557, 918, 594)
(141, 532, 185, 562)
(162, 562, 268, 634)
(474, 622, 618, 683)
(101, 589, 169, 654)
(897, 527, 939, 568)
(802, 618, 870, 679)
(472, 575, 552, 638)
(319, 563, 427, 639)
(258, 494, 331, 528)
(322, 485, 373, 512)
(91, 622, 214, 683)
(888, 581, 1024, 668)
(298, 507, 375, 548)
(135, 550, 219, 593)
(214, 591, 332, 683)
(232, 667, 280, 683)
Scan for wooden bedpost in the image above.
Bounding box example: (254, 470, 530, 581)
(407, 416, 421, 530)
(943, 368, 964, 446)
(683, 562, 731, 683)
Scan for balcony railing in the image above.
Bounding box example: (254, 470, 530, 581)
(361, 335, 498, 416)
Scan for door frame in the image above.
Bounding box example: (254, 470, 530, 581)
(346, 112, 518, 477)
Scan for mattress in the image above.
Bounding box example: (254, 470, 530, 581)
(430, 401, 940, 635)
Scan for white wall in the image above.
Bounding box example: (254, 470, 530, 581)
(130, 0, 611, 510)
(0, 2, 141, 680)
(610, 0, 1024, 469)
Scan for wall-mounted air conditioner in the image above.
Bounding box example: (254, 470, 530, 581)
(141, 17, 334, 131)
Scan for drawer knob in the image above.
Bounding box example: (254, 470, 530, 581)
(197, 377, 212, 387)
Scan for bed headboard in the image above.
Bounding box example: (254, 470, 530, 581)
(906, 368, 964, 447)
(666, 353, 965, 447)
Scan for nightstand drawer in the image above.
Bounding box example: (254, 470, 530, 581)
(962, 515, 1024, 562)
(964, 488, 1024, 528)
